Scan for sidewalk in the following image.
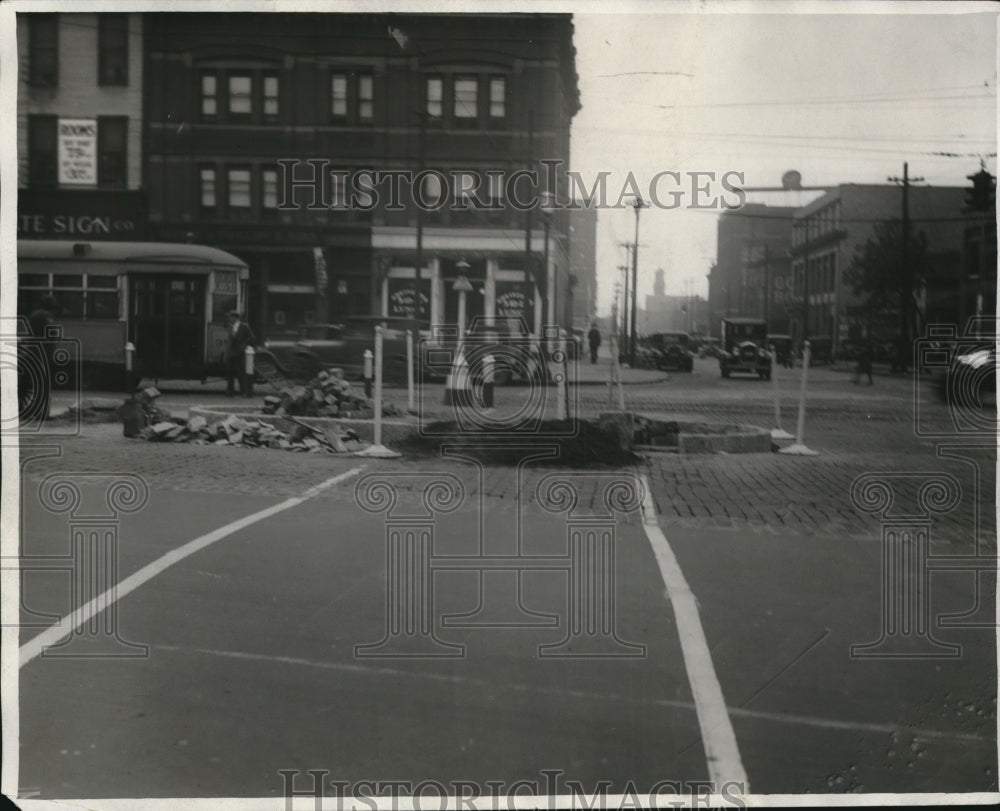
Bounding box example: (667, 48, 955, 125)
(565, 350, 670, 386)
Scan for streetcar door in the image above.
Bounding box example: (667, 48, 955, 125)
(129, 275, 206, 378)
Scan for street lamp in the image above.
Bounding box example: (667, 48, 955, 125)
(539, 191, 557, 335)
(453, 259, 473, 342)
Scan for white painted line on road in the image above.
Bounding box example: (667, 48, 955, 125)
(18, 466, 365, 668)
(638, 473, 749, 789)
(156, 644, 993, 746)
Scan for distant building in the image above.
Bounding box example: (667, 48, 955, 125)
(709, 204, 796, 337)
(791, 184, 966, 350)
(642, 269, 709, 334)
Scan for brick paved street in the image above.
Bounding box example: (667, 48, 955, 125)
(31, 356, 996, 548)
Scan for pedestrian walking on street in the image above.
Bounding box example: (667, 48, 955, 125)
(20, 294, 60, 422)
(853, 340, 874, 385)
(225, 310, 256, 397)
(587, 323, 601, 364)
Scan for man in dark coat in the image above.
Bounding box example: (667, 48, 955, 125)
(20, 294, 59, 421)
(225, 311, 256, 397)
(587, 324, 602, 364)
(853, 340, 874, 385)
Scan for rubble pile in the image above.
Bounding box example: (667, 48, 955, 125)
(140, 413, 367, 453)
(261, 368, 404, 419)
(128, 385, 368, 454)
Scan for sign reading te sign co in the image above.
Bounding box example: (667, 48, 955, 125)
(58, 118, 98, 185)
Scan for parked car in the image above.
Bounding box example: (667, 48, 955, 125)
(934, 341, 997, 408)
(719, 317, 772, 380)
(766, 334, 794, 368)
(645, 331, 695, 372)
(256, 316, 428, 383)
(807, 335, 833, 366)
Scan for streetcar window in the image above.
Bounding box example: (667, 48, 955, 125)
(59, 292, 85, 318)
(87, 275, 117, 288)
(20, 273, 49, 287)
(86, 291, 119, 319)
(54, 274, 82, 287)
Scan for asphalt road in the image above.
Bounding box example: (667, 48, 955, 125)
(11, 356, 998, 804)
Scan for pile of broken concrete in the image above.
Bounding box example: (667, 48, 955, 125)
(261, 368, 404, 419)
(132, 386, 368, 453)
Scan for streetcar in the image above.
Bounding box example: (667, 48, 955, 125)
(17, 240, 249, 385)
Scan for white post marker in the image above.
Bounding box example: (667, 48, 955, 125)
(482, 352, 495, 409)
(406, 328, 415, 413)
(769, 345, 793, 440)
(363, 348, 373, 399)
(244, 345, 255, 397)
(779, 340, 818, 456)
(356, 325, 401, 458)
(124, 341, 135, 393)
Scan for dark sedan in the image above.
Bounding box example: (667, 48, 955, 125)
(935, 342, 997, 409)
(645, 332, 695, 372)
(256, 316, 427, 383)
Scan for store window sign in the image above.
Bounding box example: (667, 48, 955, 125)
(389, 285, 429, 317)
(58, 119, 98, 185)
(496, 289, 526, 318)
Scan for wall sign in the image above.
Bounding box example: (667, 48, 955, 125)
(17, 189, 148, 240)
(58, 118, 98, 185)
(388, 278, 430, 317)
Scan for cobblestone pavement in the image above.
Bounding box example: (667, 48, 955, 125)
(21, 360, 996, 546)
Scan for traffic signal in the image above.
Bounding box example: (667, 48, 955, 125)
(965, 168, 996, 212)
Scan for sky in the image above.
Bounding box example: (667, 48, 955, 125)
(568, 7, 998, 314)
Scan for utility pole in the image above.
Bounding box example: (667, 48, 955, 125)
(617, 262, 629, 357)
(630, 198, 647, 367)
(524, 110, 535, 335)
(888, 161, 923, 371)
(800, 219, 810, 351)
(414, 110, 427, 320)
(762, 244, 771, 328)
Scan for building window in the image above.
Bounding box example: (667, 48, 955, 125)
(263, 73, 279, 117)
(28, 115, 58, 187)
(331, 74, 348, 118)
(201, 73, 218, 117)
(200, 167, 217, 208)
(358, 74, 374, 122)
(97, 14, 129, 85)
(262, 168, 278, 209)
(228, 168, 251, 208)
(228, 75, 252, 115)
(28, 15, 58, 87)
(489, 76, 506, 118)
(426, 76, 443, 119)
(454, 76, 478, 120)
(97, 117, 127, 188)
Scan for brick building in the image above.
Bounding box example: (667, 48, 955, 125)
(708, 204, 796, 337)
(790, 184, 966, 350)
(17, 12, 147, 242)
(143, 13, 579, 339)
